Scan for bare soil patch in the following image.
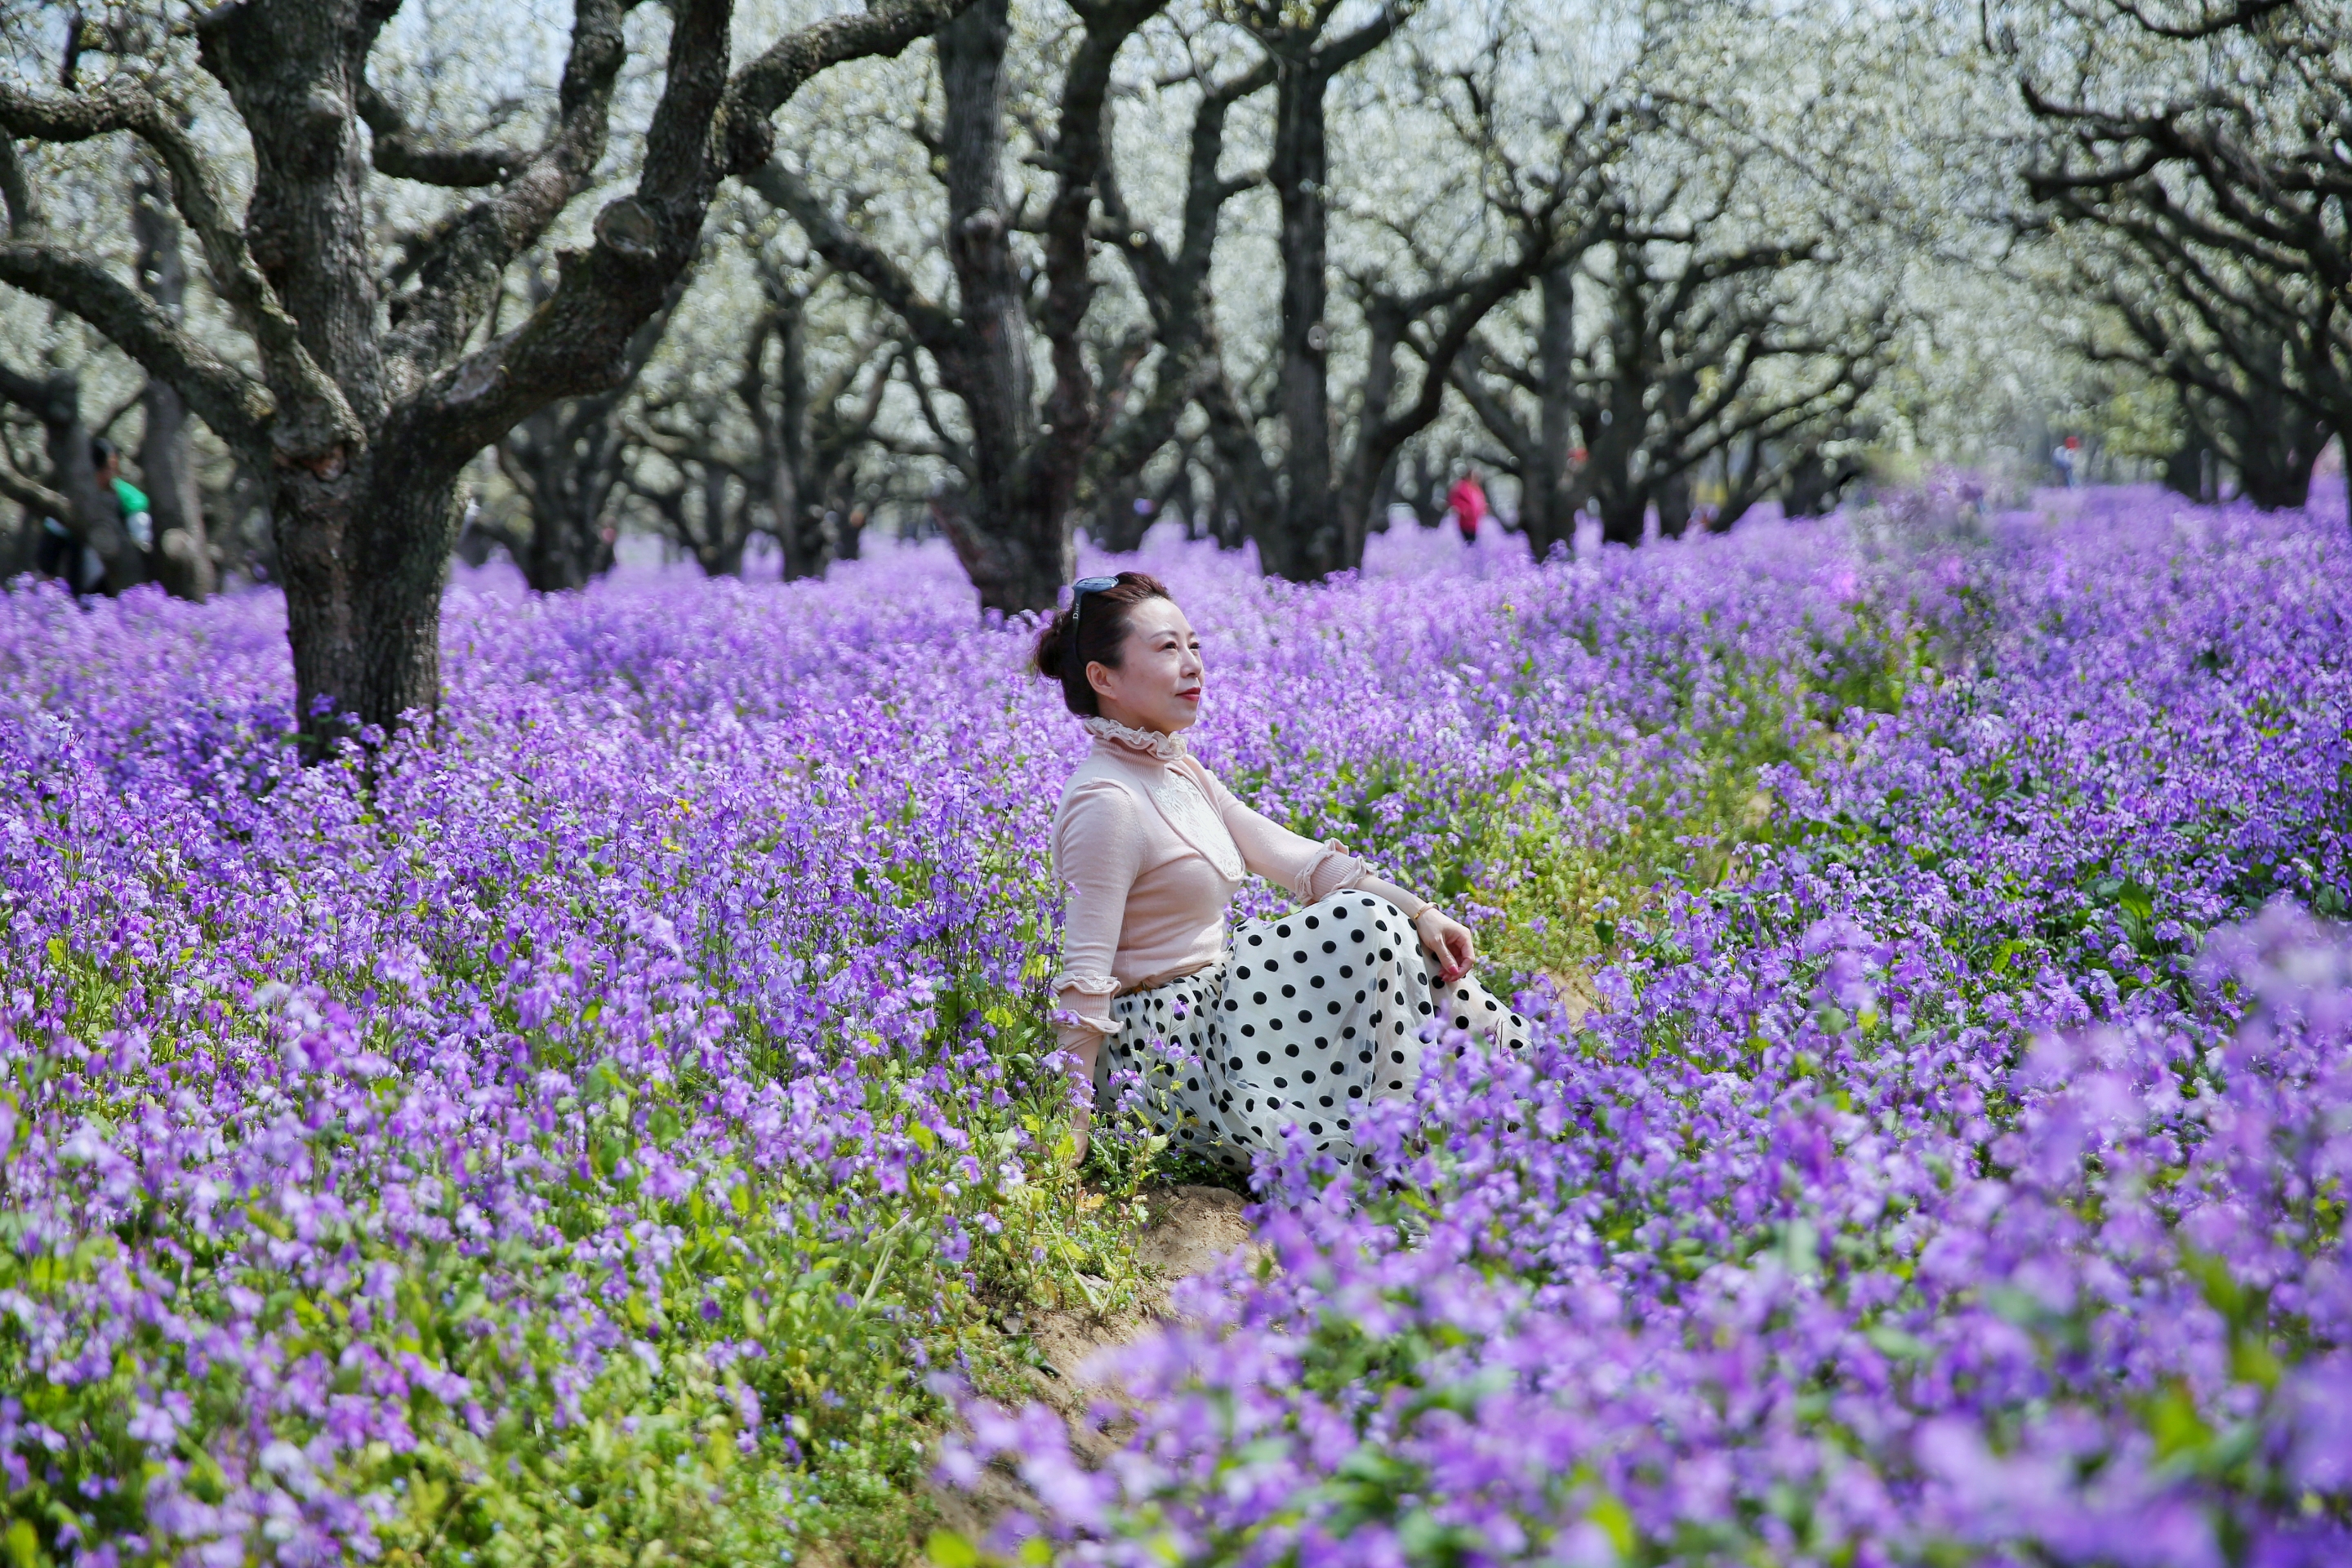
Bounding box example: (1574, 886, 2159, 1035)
(926, 1184, 1261, 1542)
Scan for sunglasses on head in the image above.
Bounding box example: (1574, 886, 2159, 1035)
(1070, 576, 1119, 630)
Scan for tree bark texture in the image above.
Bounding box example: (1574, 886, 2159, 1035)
(1263, 46, 1339, 579)
(1526, 260, 1578, 560)
(930, 0, 1056, 609)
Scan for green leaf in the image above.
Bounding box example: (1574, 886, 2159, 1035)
(928, 1530, 980, 1568)
(1586, 1491, 1637, 1557)
(1865, 1325, 1927, 1361)
(2145, 1383, 2212, 1463)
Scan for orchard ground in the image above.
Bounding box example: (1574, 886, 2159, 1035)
(2, 484, 2349, 1566)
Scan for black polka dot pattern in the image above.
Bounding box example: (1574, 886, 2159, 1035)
(1101, 893, 1530, 1168)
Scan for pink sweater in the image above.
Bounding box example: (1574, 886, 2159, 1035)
(1049, 719, 1429, 1049)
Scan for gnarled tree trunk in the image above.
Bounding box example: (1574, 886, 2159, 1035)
(932, 0, 1059, 610)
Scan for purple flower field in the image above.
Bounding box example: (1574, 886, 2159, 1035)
(951, 489, 2352, 1567)
(5, 487, 2350, 1566)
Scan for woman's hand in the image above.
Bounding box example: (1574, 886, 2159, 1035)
(1414, 906, 1476, 986)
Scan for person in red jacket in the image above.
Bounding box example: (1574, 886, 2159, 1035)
(1447, 468, 1488, 545)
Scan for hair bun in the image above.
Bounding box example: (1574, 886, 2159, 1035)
(1033, 609, 1076, 682)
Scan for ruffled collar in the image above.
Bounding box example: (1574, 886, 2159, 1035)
(1082, 715, 1188, 763)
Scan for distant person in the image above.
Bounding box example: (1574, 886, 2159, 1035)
(1448, 468, 1488, 545)
(100, 440, 154, 556)
(37, 436, 149, 595)
(2052, 435, 2081, 490)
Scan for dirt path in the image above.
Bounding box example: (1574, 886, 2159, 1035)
(1028, 1185, 1259, 1446)
(927, 1184, 1261, 1540)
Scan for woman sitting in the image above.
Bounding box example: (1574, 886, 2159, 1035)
(1035, 570, 1526, 1170)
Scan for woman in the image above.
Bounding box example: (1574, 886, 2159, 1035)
(1036, 571, 1526, 1169)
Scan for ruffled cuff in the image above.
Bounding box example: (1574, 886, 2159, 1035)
(1296, 840, 1369, 902)
(1050, 973, 1120, 1040)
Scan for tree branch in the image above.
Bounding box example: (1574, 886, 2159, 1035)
(719, 0, 982, 176)
(404, 0, 979, 470)
(0, 238, 274, 453)
(0, 134, 42, 234)
(0, 455, 69, 519)
(378, 0, 631, 389)
(742, 158, 964, 354)
(2102, 0, 2290, 39)
(0, 74, 355, 450)
(1311, 9, 1404, 80)
(359, 80, 529, 187)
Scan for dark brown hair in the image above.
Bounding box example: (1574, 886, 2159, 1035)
(1032, 572, 1173, 717)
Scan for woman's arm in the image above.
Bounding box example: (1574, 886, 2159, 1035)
(1050, 780, 1146, 1057)
(1196, 764, 1360, 898)
(1197, 765, 1477, 982)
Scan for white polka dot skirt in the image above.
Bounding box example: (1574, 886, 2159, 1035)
(1101, 893, 1530, 1169)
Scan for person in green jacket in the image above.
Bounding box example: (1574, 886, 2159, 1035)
(38, 437, 152, 594)
(97, 437, 154, 555)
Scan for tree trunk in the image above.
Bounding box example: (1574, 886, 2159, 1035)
(699, 462, 746, 575)
(933, 0, 1064, 612)
(1577, 266, 1651, 548)
(209, 0, 403, 735)
(1198, 375, 1282, 559)
(1326, 296, 1409, 564)
(1399, 451, 1441, 528)
(522, 452, 619, 590)
(278, 452, 456, 742)
(2, 506, 29, 577)
(1651, 368, 1699, 538)
(1587, 403, 1648, 546)
(2162, 435, 2216, 503)
(1524, 260, 1578, 561)
(132, 157, 214, 599)
(1262, 51, 1341, 580)
(495, 270, 680, 593)
(499, 395, 623, 591)
(2230, 391, 2323, 510)
(2238, 452, 2318, 510)
(760, 301, 823, 579)
(1207, 466, 1240, 550)
(1655, 468, 1694, 538)
(1784, 450, 1849, 517)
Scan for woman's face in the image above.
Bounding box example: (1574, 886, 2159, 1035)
(1088, 597, 1204, 734)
